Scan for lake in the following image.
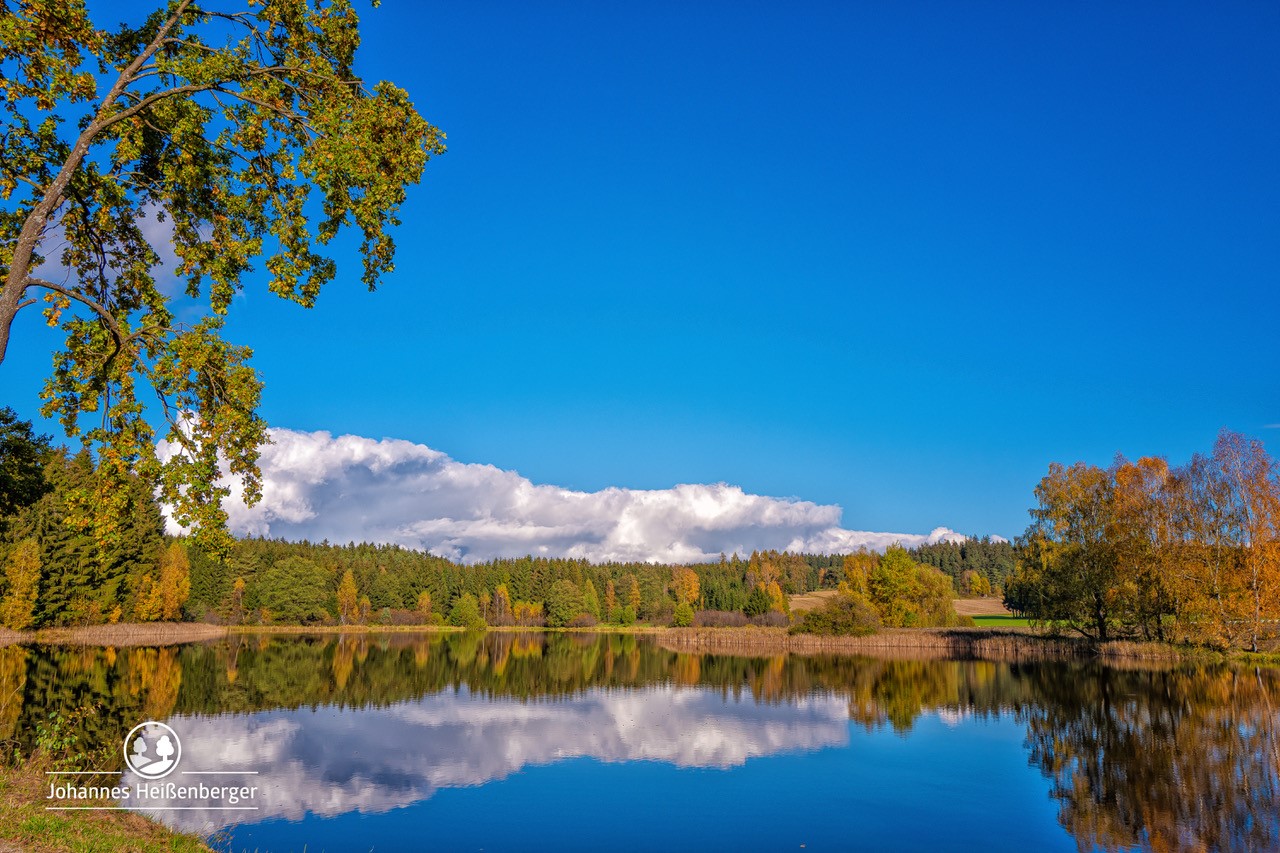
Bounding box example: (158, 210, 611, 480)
(4, 632, 1278, 852)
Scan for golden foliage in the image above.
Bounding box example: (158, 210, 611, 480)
(0, 539, 40, 630)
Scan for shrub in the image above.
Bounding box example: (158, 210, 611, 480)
(567, 613, 598, 628)
(612, 605, 636, 626)
(671, 602, 694, 627)
(749, 611, 790, 628)
(693, 610, 748, 628)
(790, 592, 882, 636)
(382, 608, 421, 626)
(448, 593, 487, 630)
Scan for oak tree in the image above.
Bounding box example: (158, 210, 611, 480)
(0, 0, 444, 554)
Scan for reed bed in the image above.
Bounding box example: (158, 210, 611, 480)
(0, 622, 228, 648)
(228, 623, 461, 635)
(657, 626, 1185, 663)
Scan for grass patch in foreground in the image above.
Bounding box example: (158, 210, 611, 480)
(971, 615, 1032, 628)
(0, 761, 213, 853)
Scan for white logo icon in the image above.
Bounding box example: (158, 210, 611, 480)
(123, 721, 182, 779)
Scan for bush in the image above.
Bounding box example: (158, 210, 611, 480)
(672, 602, 694, 627)
(380, 608, 422, 626)
(749, 611, 790, 628)
(693, 610, 748, 628)
(567, 613, 598, 628)
(448, 593, 487, 630)
(611, 605, 636, 626)
(790, 592, 882, 636)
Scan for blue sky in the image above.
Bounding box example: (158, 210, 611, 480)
(7, 1, 1279, 546)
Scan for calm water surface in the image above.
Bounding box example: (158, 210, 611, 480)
(4, 632, 1278, 852)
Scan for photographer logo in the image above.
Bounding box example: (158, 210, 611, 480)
(46, 719, 259, 812)
(123, 721, 182, 779)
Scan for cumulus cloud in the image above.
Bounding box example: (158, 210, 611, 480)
(165, 427, 965, 563)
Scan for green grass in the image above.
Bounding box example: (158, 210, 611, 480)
(1, 761, 213, 853)
(971, 615, 1032, 628)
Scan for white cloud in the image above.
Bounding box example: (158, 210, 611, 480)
(164, 427, 966, 563)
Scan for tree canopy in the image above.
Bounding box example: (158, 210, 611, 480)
(1010, 430, 1280, 650)
(0, 0, 444, 553)
(0, 405, 51, 519)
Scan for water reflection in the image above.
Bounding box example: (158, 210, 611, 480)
(1021, 665, 1280, 853)
(134, 688, 850, 831)
(4, 633, 1278, 852)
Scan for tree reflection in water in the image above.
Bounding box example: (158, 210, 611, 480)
(2, 634, 1275, 851)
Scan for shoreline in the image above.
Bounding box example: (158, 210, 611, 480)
(3, 621, 1274, 667)
(0, 621, 670, 647)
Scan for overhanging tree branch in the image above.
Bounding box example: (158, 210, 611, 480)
(0, 0, 442, 555)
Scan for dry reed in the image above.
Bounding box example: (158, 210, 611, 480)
(0, 622, 228, 648)
(656, 626, 1185, 664)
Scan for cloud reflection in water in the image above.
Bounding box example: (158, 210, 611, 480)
(131, 686, 849, 832)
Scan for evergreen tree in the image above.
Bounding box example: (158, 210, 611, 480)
(582, 579, 601, 621)
(547, 580, 583, 628)
(0, 407, 50, 521)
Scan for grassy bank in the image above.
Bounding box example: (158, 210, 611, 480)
(970, 615, 1032, 628)
(0, 759, 213, 853)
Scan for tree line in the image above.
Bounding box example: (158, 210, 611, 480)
(3, 407, 958, 630)
(10, 404, 1272, 649)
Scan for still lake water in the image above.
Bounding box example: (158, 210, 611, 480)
(4, 632, 1278, 852)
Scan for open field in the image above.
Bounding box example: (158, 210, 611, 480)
(972, 615, 1033, 628)
(788, 589, 839, 613)
(952, 597, 1013, 617)
(791, 593, 1016, 620)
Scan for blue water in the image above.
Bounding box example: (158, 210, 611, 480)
(13, 635, 1274, 852)
(229, 711, 1077, 853)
